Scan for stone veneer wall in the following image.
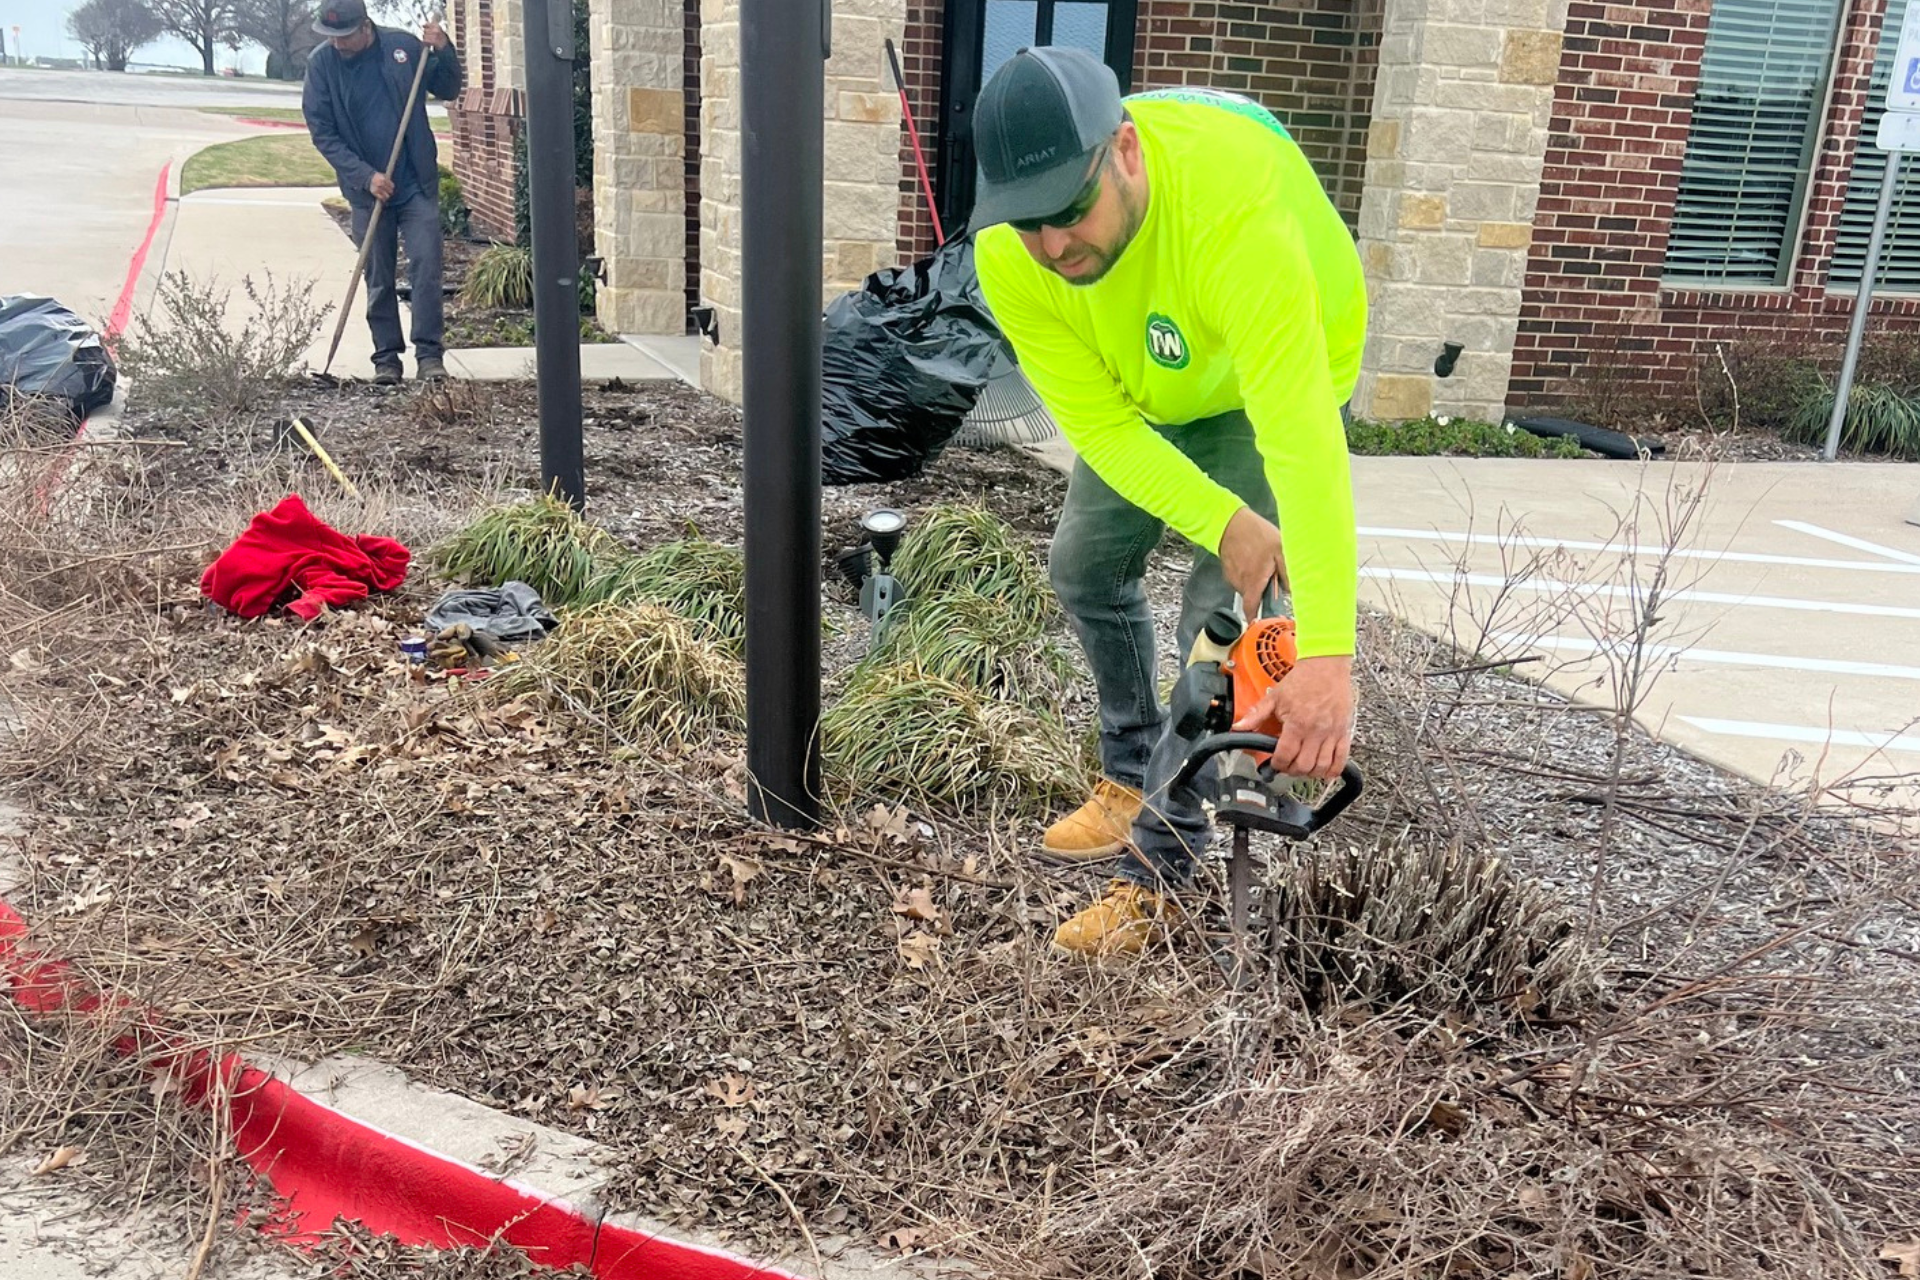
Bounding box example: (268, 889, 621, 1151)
(697, 0, 906, 404)
(589, 0, 686, 334)
(1351, 0, 1568, 422)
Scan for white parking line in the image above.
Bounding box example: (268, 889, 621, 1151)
(1775, 520, 1920, 566)
(1359, 566, 1920, 621)
(1678, 718, 1920, 754)
(1488, 633, 1920, 681)
(1357, 526, 1920, 574)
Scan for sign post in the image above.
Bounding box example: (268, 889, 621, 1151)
(1827, 3, 1920, 460)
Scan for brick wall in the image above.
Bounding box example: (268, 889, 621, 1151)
(1509, 0, 1920, 408)
(892, 0, 1381, 261)
(1132, 0, 1383, 226)
(684, 0, 702, 329)
(448, 0, 524, 241)
(896, 1, 944, 261)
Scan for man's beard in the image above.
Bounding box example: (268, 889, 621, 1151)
(1056, 183, 1146, 287)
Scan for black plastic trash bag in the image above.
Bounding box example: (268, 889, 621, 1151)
(820, 236, 1005, 484)
(0, 295, 117, 423)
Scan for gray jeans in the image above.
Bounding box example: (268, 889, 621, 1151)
(1048, 409, 1281, 890)
(350, 189, 444, 368)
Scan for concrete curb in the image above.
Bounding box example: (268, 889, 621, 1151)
(0, 893, 948, 1279)
(0, 897, 820, 1279)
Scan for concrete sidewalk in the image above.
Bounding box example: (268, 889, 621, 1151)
(159, 186, 692, 383)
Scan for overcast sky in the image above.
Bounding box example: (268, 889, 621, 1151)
(0, 0, 267, 73)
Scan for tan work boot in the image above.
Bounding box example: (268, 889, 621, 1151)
(1040, 778, 1143, 862)
(1051, 880, 1181, 958)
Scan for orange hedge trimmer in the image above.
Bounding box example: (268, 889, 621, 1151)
(1169, 607, 1365, 952)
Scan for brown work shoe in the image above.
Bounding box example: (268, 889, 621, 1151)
(1051, 880, 1181, 958)
(1040, 777, 1143, 862)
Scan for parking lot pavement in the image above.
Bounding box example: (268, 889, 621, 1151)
(1351, 456, 1920, 805)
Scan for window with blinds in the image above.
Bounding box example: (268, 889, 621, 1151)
(1662, 0, 1845, 287)
(1829, 0, 1920, 290)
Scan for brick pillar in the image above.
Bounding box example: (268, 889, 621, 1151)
(697, 0, 906, 404)
(1352, 0, 1567, 422)
(591, 0, 686, 334)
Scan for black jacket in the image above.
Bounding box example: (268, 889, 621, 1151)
(303, 25, 463, 205)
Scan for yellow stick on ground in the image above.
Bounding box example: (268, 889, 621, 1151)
(290, 417, 361, 498)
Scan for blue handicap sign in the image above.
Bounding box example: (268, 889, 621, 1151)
(1907, 56, 1920, 95)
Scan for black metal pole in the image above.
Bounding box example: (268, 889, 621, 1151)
(742, 0, 825, 827)
(523, 0, 585, 508)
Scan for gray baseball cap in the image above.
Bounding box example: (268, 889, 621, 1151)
(313, 0, 369, 36)
(970, 46, 1124, 231)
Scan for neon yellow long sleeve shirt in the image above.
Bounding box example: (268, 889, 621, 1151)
(975, 90, 1367, 657)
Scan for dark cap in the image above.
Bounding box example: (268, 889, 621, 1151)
(970, 46, 1124, 231)
(312, 0, 369, 36)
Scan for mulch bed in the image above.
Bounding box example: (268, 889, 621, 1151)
(4, 377, 1917, 1277)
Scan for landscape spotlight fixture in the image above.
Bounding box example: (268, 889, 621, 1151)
(861, 508, 907, 568)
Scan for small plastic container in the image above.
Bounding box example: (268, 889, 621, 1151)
(400, 637, 429, 663)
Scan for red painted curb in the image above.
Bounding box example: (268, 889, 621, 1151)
(0, 900, 805, 1280)
(233, 118, 308, 130)
(109, 162, 171, 342)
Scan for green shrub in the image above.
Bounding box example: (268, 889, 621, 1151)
(460, 245, 535, 310)
(1345, 415, 1586, 459)
(1785, 381, 1920, 459)
(438, 165, 470, 237)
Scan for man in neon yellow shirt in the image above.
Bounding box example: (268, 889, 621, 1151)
(969, 47, 1365, 957)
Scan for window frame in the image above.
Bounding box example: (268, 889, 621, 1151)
(1659, 0, 1850, 291)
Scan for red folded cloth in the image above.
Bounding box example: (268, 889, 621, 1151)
(201, 494, 410, 621)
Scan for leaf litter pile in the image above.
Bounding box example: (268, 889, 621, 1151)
(3, 381, 1919, 1279)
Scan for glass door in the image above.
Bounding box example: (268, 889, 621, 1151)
(936, 0, 1138, 237)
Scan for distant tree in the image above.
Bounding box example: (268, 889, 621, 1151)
(148, 0, 241, 76)
(67, 0, 165, 71)
(234, 0, 320, 80)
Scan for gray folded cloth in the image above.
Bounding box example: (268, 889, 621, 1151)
(424, 581, 559, 644)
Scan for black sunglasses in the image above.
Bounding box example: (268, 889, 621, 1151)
(1010, 145, 1109, 234)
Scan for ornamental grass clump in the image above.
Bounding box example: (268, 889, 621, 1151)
(590, 537, 746, 654)
(496, 602, 742, 747)
(434, 496, 621, 607)
(889, 502, 1055, 631)
(868, 588, 1074, 705)
(822, 663, 1081, 810)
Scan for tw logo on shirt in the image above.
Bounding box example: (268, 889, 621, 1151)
(1145, 313, 1190, 370)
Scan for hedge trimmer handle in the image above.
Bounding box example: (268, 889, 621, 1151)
(1172, 733, 1365, 835)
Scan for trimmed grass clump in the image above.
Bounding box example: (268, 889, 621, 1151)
(1346, 415, 1587, 458)
(496, 602, 742, 746)
(1786, 381, 1920, 459)
(868, 588, 1074, 705)
(434, 496, 622, 607)
(592, 537, 745, 653)
(822, 663, 1081, 810)
(1269, 837, 1603, 1019)
(889, 502, 1055, 631)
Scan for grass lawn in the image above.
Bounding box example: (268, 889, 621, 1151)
(180, 134, 335, 194)
(197, 104, 452, 135)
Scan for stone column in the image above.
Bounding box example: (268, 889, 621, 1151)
(590, 0, 686, 334)
(822, 0, 907, 300)
(696, 0, 906, 403)
(1351, 0, 1567, 423)
(697, 0, 742, 402)
(493, 0, 528, 94)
